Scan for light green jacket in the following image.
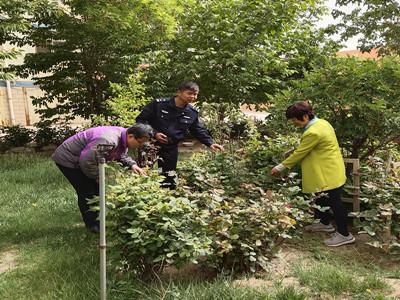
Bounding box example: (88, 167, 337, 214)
(282, 119, 346, 193)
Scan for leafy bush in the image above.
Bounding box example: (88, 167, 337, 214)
(34, 120, 79, 149)
(198, 103, 252, 141)
(0, 125, 34, 152)
(356, 150, 400, 253)
(104, 133, 312, 277)
(179, 149, 312, 273)
(104, 166, 212, 277)
(91, 71, 150, 127)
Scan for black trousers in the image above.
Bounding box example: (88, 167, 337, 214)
(157, 145, 179, 189)
(56, 163, 99, 228)
(315, 186, 349, 236)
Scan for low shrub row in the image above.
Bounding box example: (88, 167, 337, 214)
(356, 152, 400, 253)
(103, 128, 400, 280)
(103, 133, 314, 278)
(0, 122, 79, 152)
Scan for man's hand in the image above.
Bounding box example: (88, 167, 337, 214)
(210, 143, 224, 151)
(270, 166, 281, 176)
(132, 164, 146, 175)
(155, 132, 169, 144)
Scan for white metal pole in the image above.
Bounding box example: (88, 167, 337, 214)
(3, 61, 16, 125)
(99, 156, 106, 300)
(5, 80, 16, 125)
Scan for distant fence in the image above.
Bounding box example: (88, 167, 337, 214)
(0, 80, 85, 126)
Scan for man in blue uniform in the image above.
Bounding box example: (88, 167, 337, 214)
(136, 81, 224, 189)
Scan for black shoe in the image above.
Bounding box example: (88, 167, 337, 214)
(87, 224, 100, 234)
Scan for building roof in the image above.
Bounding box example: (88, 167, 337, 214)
(336, 49, 379, 59)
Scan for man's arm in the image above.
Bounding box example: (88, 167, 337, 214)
(136, 101, 155, 124)
(119, 151, 146, 175)
(79, 138, 115, 180)
(189, 117, 213, 147)
(119, 150, 137, 169)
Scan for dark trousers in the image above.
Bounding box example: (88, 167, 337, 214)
(56, 163, 99, 228)
(157, 145, 178, 189)
(315, 186, 349, 236)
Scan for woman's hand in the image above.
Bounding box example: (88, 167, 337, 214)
(270, 166, 281, 176)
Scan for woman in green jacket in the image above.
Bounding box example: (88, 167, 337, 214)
(271, 101, 355, 247)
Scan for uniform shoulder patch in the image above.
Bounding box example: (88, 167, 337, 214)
(155, 98, 169, 103)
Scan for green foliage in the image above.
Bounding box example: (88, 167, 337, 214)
(1, 153, 396, 299)
(34, 120, 78, 149)
(270, 56, 400, 159)
(104, 133, 312, 276)
(91, 71, 150, 127)
(144, 0, 337, 105)
(103, 166, 212, 277)
(178, 140, 312, 273)
(294, 262, 388, 296)
(0, 0, 35, 79)
(0, 125, 34, 151)
(0, 48, 21, 80)
(243, 128, 299, 173)
(356, 152, 400, 253)
(333, 0, 400, 55)
(274, 286, 307, 300)
(4, 0, 178, 121)
(198, 103, 251, 141)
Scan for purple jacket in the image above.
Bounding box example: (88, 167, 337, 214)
(52, 126, 136, 179)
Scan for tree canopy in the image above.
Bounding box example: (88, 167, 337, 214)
(0, 0, 44, 79)
(271, 56, 400, 159)
(144, 0, 337, 107)
(4, 0, 178, 121)
(333, 0, 400, 55)
(2, 0, 339, 121)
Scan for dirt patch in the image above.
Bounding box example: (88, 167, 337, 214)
(234, 277, 274, 288)
(234, 247, 310, 290)
(266, 246, 311, 276)
(162, 262, 216, 281)
(0, 249, 18, 274)
(386, 278, 400, 298)
(234, 276, 302, 289)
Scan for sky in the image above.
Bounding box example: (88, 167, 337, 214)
(318, 0, 360, 50)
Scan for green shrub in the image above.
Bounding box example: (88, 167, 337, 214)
(0, 125, 34, 151)
(198, 102, 252, 141)
(103, 165, 212, 277)
(104, 132, 313, 277)
(178, 144, 312, 273)
(34, 120, 78, 149)
(91, 71, 150, 127)
(356, 150, 400, 253)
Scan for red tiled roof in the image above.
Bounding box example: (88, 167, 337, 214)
(336, 49, 379, 59)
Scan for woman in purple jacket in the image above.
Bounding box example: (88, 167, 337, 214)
(52, 123, 153, 233)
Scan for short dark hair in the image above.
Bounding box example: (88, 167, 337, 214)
(177, 81, 199, 92)
(127, 123, 153, 139)
(285, 101, 315, 121)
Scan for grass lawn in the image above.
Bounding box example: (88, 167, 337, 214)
(0, 153, 399, 299)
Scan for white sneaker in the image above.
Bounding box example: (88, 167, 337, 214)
(305, 222, 335, 233)
(324, 232, 355, 247)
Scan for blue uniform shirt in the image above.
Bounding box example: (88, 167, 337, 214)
(136, 97, 213, 146)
